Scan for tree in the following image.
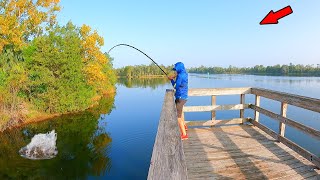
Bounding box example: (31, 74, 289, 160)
(0, 48, 28, 126)
(0, 0, 61, 51)
(80, 24, 115, 95)
(124, 66, 133, 78)
(281, 65, 289, 75)
(23, 23, 95, 113)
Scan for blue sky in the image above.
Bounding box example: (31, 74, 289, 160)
(58, 1, 320, 68)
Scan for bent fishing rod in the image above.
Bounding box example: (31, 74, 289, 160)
(107, 44, 169, 78)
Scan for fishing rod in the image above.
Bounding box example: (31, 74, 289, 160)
(107, 44, 169, 78)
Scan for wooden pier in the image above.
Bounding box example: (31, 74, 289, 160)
(148, 88, 320, 180)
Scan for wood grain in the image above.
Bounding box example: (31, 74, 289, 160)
(240, 94, 245, 120)
(249, 105, 320, 140)
(185, 118, 249, 127)
(251, 88, 320, 113)
(211, 95, 216, 120)
(147, 89, 188, 180)
(183, 125, 320, 179)
(250, 120, 320, 169)
(183, 104, 249, 112)
(279, 102, 288, 138)
(188, 87, 252, 96)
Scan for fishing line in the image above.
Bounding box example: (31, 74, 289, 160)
(107, 44, 169, 78)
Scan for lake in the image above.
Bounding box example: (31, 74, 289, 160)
(0, 74, 319, 179)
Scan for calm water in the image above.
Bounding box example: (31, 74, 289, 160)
(0, 74, 319, 179)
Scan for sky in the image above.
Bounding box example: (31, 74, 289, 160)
(58, 1, 320, 68)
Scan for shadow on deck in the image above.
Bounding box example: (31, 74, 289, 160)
(184, 125, 319, 179)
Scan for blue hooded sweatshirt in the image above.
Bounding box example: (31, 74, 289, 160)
(171, 62, 188, 100)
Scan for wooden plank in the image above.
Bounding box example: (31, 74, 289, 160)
(249, 119, 320, 169)
(188, 87, 252, 96)
(184, 147, 296, 161)
(211, 95, 216, 120)
(279, 102, 288, 138)
(147, 89, 188, 180)
(251, 88, 320, 113)
(187, 159, 307, 177)
(184, 142, 290, 155)
(183, 104, 249, 112)
(240, 94, 245, 120)
(185, 118, 248, 126)
(254, 95, 260, 122)
(278, 136, 320, 169)
(183, 126, 320, 179)
(249, 105, 320, 140)
(184, 127, 319, 179)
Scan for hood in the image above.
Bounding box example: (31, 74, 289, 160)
(173, 62, 186, 73)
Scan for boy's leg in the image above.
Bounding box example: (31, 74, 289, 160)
(178, 117, 186, 136)
(182, 111, 186, 125)
(176, 99, 187, 136)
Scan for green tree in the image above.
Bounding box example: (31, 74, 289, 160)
(23, 23, 95, 113)
(281, 65, 289, 75)
(124, 66, 133, 78)
(0, 48, 27, 128)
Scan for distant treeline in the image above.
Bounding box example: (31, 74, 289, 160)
(116, 64, 173, 77)
(116, 63, 320, 77)
(188, 64, 320, 76)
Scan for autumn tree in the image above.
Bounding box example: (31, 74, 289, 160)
(0, 0, 61, 51)
(80, 24, 116, 96)
(0, 1, 117, 129)
(23, 23, 95, 113)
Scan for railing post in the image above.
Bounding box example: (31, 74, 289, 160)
(211, 95, 216, 121)
(279, 102, 288, 139)
(254, 95, 260, 122)
(240, 94, 245, 123)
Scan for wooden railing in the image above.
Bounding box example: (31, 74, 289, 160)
(184, 87, 252, 126)
(249, 87, 320, 168)
(183, 87, 320, 169)
(147, 89, 188, 180)
(148, 87, 320, 179)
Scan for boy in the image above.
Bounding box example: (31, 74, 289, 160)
(169, 62, 188, 140)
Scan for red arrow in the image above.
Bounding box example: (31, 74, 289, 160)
(260, 6, 293, 25)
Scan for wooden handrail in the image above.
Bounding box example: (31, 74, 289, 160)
(186, 118, 249, 126)
(188, 87, 252, 96)
(183, 104, 249, 112)
(248, 88, 320, 169)
(251, 88, 320, 113)
(249, 105, 320, 140)
(147, 89, 188, 180)
(250, 119, 320, 168)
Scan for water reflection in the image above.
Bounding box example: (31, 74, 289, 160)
(191, 73, 320, 85)
(0, 93, 115, 179)
(117, 78, 169, 89)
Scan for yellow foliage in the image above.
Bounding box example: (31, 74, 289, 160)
(0, 0, 61, 51)
(80, 24, 110, 94)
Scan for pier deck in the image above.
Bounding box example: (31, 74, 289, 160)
(184, 125, 319, 179)
(148, 88, 320, 180)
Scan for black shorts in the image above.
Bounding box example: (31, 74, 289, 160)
(175, 99, 187, 118)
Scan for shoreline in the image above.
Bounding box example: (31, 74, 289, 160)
(0, 89, 116, 133)
(117, 75, 167, 78)
(188, 72, 320, 77)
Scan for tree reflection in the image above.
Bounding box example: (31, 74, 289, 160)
(0, 92, 115, 179)
(118, 78, 169, 89)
